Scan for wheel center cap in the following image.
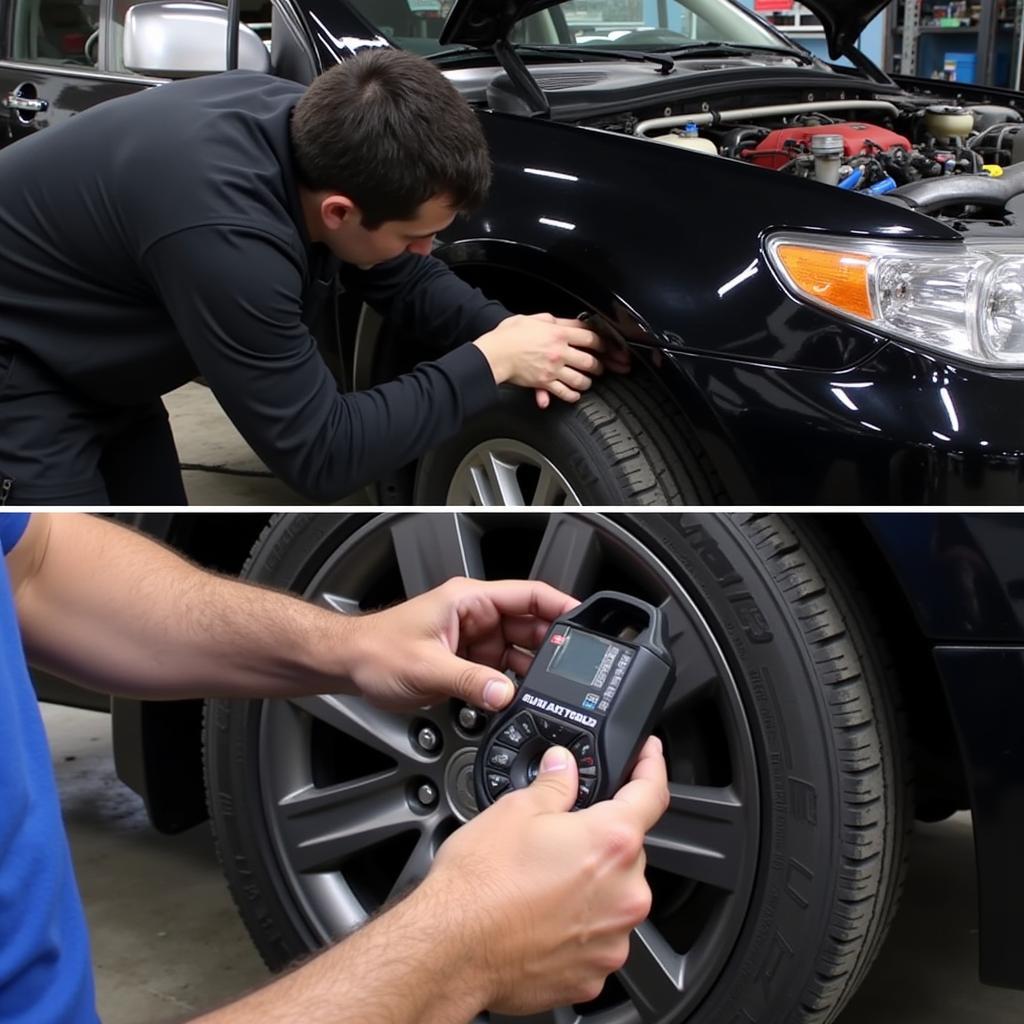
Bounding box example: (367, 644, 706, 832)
(444, 747, 480, 823)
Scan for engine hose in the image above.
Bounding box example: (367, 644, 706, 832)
(891, 160, 1024, 211)
(720, 126, 766, 158)
(635, 99, 900, 137)
(838, 166, 863, 190)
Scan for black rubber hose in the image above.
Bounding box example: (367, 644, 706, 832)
(891, 160, 1024, 212)
(720, 126, 767, 158)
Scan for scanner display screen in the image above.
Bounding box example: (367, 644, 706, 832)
(544, 627, 635, 715)
(548, 628, 616, 687)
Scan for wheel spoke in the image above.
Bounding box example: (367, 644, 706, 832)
(278, 772, 417, 874)
(528, 516, 604, 597)
(489, 453, 527, 506)
(531, 462, 570, 506)
(290, 695, 421, 766)
(465, 460, 495, 505)
(618, 920, 686, 1018)
(657, 598, 721, 711)
(645, 783, 747, 892)
(386, 829, 436, 901)
(390, 513, 485, 595)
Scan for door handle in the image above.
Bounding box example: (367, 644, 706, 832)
(3, 94, 48, 113)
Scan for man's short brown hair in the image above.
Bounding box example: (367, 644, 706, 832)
(290, 49, 492, 230)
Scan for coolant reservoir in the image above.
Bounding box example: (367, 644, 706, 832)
(653, 122, 718, 155)
(925, 105, 975, 141)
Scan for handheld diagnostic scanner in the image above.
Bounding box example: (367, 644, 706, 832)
(474, 591, 675, 811)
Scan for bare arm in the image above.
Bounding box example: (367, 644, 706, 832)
(194, 873, 486, 1024)
(9, 514, 575, 709)
(10, 514, 367, 700)
(194, 739, 669, 1023)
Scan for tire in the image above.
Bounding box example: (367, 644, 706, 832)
(204, 511, 910, 1024)
(413, 374, 724, 505)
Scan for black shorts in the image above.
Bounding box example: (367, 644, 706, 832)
(0, 346, 187, 506)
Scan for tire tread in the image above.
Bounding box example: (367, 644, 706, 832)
(737, 513, 913, 1024)
(574, 373, 728, 505)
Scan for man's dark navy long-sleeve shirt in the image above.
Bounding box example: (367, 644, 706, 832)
(0, 71, 508, 500)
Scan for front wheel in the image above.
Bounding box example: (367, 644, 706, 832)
(414, 375, 722, 506)
(204, 511, 910, 1024)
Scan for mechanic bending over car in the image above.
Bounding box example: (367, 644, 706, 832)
(1, 512, 668, 1022)
(0, 50, 624, 505)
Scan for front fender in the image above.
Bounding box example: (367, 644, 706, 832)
(450, 111, 959, 372)
(351, 240, 761, 501)
(350, 236, 664, 392)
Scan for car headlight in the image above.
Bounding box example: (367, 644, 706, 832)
(765, 233, 1024, 367)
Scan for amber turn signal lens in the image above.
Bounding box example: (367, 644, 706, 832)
(775, 244, 875, 320)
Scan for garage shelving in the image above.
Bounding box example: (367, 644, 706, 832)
(891, 0, 1024, 89)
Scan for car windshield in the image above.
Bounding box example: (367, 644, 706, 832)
(346, 0, 791, 58)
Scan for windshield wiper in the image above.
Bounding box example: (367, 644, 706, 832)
(427, 42, 675, 74)
(511, 44, 675, 75)
(662, 41, 815, 66)
(427, 45, 491, 61)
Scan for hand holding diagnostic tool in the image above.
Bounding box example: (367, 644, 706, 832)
(474, 591, 675, 810)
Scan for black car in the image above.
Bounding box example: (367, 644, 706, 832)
(32, 511, 1024, 1022)
(3, 0, 1024, 504)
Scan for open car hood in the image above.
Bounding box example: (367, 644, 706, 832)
(440, 0, 890, 61)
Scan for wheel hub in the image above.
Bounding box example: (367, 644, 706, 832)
(443, 747, 481, 823)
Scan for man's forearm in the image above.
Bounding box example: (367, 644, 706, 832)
(13, 515, 367, 700)
(193, 877, 486, 1024)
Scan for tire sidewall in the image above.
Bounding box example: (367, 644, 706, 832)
(621, 512, 852, 1024)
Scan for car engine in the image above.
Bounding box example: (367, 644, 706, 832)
(628, 99, 1024, 224)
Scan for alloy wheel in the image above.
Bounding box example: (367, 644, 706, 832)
(255, 513, 762, 1023)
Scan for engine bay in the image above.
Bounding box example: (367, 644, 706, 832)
(628, 98, 1024, 225)
(543, 78, 1024, 227)
(460, 56, 1024, 229)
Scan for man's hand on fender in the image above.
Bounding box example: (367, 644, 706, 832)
(473, 313, 608, 406)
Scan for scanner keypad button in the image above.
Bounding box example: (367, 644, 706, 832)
(500, 716, 533, 749)
(486, 772, 511, 798)
(570, 735, 597, 772)
(487, 746, 516, 771)
(571, 734, 599, 784)
(537, 716, 580, 747)
(575, 777, 597, 808)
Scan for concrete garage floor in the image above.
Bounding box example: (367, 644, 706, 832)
(165, 382, 371, 505)
(42, 703, 1024, 1024)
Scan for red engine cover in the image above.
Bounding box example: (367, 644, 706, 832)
(747, 122, 912, 170)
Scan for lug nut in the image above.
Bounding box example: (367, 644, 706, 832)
(417, 783, 438, 807)
(458, 707, 482, 731)
(416, 727, 440, 752)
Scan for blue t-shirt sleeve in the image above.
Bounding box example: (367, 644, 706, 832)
(0, 508, 98, 1023)
(0, 514, 29, 555)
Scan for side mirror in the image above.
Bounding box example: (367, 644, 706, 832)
(123, 1, 271, 78)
